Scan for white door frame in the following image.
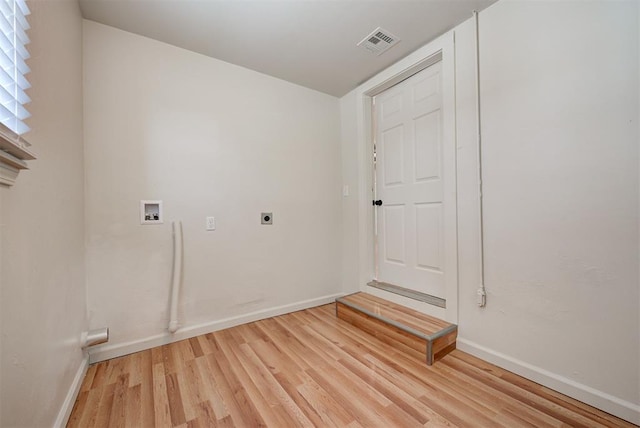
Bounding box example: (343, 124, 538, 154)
(353, 31, 458, 323)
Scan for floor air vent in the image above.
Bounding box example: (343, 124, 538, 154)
(357, 27, 400, 55)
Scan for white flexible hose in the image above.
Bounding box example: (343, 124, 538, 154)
(168, 220, 183, 333)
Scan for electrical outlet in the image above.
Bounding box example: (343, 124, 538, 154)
(261, 212, 273, 225)
(206, 216, 215, 231)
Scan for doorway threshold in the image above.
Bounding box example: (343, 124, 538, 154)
(367, 280, 446, 308)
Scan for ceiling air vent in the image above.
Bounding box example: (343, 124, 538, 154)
(357, 27, 400, 56)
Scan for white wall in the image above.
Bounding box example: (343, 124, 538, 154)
(0, 1, 87, 426)
(83, 21, 342, 358)
(340, 90, 360, 294)
(342, 0, 639, 422)
(457, 0, 639, 411)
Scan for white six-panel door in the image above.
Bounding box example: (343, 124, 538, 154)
(374, 60, 456, 302)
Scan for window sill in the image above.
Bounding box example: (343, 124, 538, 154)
(0, 126, 35, 187)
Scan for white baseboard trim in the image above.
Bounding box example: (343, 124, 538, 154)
(457, 338, 640, 425)
(54, 354, 89, 428)
(89, 292, 345, 364)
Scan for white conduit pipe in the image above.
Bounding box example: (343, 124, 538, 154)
(474, 10, 487, 308)
(168, 220, 183, 333)
(81, 327, 109, 348)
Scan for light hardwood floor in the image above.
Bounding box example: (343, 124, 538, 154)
(68, 304, 634, 427)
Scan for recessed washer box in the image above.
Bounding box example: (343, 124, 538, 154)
(140, 200, 163, 224)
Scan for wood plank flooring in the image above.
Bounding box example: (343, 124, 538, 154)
(68, 304, 635, 427)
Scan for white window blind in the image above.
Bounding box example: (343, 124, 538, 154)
(0, 0, 32, 186)
(0, 0, 29, 136)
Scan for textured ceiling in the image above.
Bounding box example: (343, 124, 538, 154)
(80, 0, 497, 97)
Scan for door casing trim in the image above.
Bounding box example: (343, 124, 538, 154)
(353, 31, 458, 323)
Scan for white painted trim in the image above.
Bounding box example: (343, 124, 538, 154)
(0, 161, 19, 186)
(54, 355, 89, 428)
(89, 293, 345, 363)
(0, 124, 35, 161)
(457, 338, 640, 425)
(354, 30, 459, 324)
(354, 90, 375, 290)
(0, 123, 35, 185)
